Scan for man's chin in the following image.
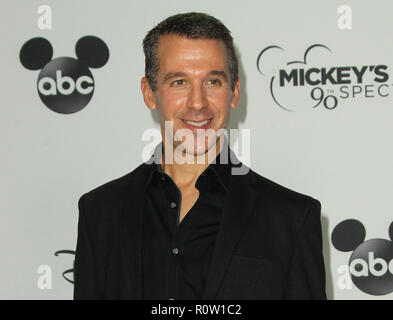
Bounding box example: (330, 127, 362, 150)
(184, 140, 220, 161)
(187, 147, 210, 157)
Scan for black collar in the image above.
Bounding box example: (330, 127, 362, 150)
(144, 138, 239, 191)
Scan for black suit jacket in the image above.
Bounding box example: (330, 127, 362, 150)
(74, 156, 326, 300)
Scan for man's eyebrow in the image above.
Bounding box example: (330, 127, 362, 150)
(208, 70, 229, 81)
(162, 70, 229, 83)
(163, 72, 186, 82)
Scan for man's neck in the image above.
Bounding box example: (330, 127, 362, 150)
(161, 139, 223, 188)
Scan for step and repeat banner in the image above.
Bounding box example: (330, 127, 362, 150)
(1, 0, 392, 299)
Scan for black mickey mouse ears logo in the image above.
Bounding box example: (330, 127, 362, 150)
(332, 219, 393, 295)
(20, 36, 109, 70)
(75, 36, 109, 68)
(332, 219, 393, 251)
(20, 36, 109, 114)
(20, 37, 53, 70)
(332, 219, 367, 252)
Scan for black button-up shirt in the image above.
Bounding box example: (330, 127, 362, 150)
(142, 144, 232, 300)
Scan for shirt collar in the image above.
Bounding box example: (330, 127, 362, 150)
(144, 137, 235, 191)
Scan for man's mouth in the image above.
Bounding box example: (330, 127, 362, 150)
(183, 119, 211, 127)
(181, 118, 212, 130)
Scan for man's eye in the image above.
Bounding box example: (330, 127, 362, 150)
(172, 79, 186, 86)
(206, 79, 222, 86)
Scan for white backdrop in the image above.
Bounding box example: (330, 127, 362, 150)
(1, 0, 392, 299)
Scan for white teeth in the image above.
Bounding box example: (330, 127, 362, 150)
(184, 119, 210, 127)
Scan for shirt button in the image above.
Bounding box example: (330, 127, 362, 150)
(160, 176, 166, 181)
(172, 248, 179, 255)
(169, 202, 177, 209)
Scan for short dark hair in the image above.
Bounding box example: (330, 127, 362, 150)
(143, 12, 238, 91)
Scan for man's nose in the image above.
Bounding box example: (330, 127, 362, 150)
(188, 84, 207, 110)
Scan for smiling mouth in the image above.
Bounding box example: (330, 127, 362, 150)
(182, 119, 212, 127)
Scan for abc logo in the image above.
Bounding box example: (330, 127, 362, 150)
(20, 36, 109, 114)
(332, 219, 393, 295)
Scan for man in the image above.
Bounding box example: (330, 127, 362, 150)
(74, 12, 326, 300)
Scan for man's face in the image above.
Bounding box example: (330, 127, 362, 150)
(141, 34, 240, 158)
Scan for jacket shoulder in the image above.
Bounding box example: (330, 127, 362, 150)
(250, 168, 318, 202)
(79, 162, 148, 206)
(245, 168, 321, 219)
(241, 168, 322, 245)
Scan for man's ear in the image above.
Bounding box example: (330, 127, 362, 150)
(141, 77, 157, 110)
(230, 78, 240, 109)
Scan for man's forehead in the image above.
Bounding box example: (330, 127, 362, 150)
(156, 34, 229, 69)
(157, 34, 226, 54)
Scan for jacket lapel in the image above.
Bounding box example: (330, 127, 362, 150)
(120, 164, 149, 299)
(202, 168, 259, 299)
